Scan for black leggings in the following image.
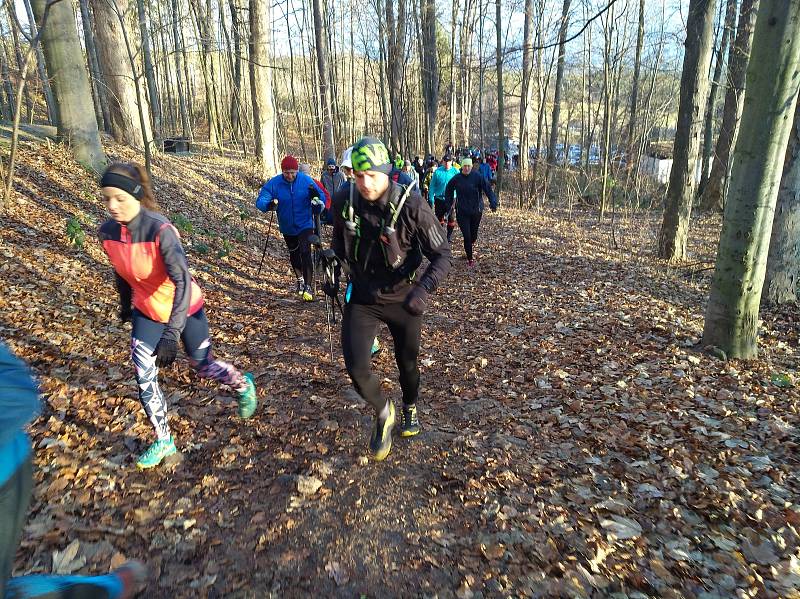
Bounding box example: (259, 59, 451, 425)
(457, 211, 482, 260)
(283, 228, 315, 284)
(341, 302, 422, 412)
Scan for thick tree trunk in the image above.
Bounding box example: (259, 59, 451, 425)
(249, 0, 277, 176)
(448, 11, 457, 150)
(657, 0, 717, 261)
(136, 0, 161, 143)
(764, 100, 800, 305)
(702, 0, 800, 359)
(311, 0, 335, 160)
(546, 0, 571, 177)
(32, 0, 105, 170)
(420, 0, 439, 155)
(90, 0, 151, 150)
(699, 0, 759, 211)
(699, 0, 736, 196)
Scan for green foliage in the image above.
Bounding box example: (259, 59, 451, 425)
(172, 213, 194, 234)
(194, 242, 209, 255)
(233, 229, 246, 243)
(66, 217, 85, 248)
(239, 209, 250, 221)
(217, 239, 233, 258)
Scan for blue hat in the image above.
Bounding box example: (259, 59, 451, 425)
(326, 158, 337, 167)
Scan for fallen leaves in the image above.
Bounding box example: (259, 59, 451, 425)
(1, 142, 798, 598)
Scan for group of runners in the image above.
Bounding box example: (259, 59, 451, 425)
(0, 136, 498, 597)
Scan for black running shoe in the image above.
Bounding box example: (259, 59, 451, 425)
(399, 404, 420, 437)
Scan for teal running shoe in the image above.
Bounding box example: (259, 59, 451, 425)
(371, 337, 381, 357)
(136, 436, 177, 469)
(237, 372, 257, 419)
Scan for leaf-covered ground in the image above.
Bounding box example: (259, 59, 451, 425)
(2, 143, 799, 598)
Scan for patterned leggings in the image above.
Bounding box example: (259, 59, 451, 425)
(131, 308, 247, 440)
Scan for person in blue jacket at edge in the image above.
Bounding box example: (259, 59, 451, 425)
(0, 341, 146, 598)
(256, 155, 326, 301)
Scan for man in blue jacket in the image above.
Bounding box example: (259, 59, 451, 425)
(256, 155, 325, 301)
(0, 341, 146, 598)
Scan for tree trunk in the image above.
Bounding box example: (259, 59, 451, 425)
(699, 0, 736, 196)
(546, 0, 571, 177)
(249, 0, 277, 176)
(311, 0, 335, 160)
(699, 0, 759, 211)
(169, 0, 191, 138)
(189, 0, 221, 147)
(702, 0, 800, 359)
(32, 0, 105, 170)
(518, 0, 534, 176)
(386, 0, 406, 154)
(448, 10, 457, 150)
(626, 0, 644, 156)
(5, 2, 34, 124)
(228, 0, 243, 142)
(90, 0, 151, 150)
(494, 0, 503, 194)
(764, 99, 800, 305)
(657, 0, 717, 261)
(21, 0, 56, 125)
(420, 0, 438, 155)
(78, 0, 110, 132)
(136, 0, 161, 143)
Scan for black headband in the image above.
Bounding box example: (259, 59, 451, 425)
(100, 172, 144, 200)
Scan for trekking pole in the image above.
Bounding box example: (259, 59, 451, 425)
(257, 210, 275, 276)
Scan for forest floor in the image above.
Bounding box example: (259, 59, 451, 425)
(2, 142, 799, 598)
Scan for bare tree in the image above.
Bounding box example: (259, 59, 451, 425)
(420, 0, 438, 155)
(657, 0, 717, 261)
(699, 0, 736, 195)
(311, 0, 335, 160)
(249, 0, 277, 175)
(699, 0, 759, 211)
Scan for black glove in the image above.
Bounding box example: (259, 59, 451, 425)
(152, 337, 179, 368)
(322, 279, 338, 298)
(308, 184, 320, 199)
(120, 306, 133, 323)
(403, 285, 429, 316)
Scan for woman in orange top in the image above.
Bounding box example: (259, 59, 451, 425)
(98, 162, 257, 469)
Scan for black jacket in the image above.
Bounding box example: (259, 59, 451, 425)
(332, 181, 451, 304)
(445, 170, 498, 215)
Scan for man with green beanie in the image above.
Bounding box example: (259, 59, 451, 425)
(331, 137, 451, 460)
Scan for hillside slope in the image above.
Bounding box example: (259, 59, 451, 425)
(2, 143, 799, 598)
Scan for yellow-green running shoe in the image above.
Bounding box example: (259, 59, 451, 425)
(369, 402, 396, 461)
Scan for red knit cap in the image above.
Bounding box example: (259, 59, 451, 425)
(281, 155, 299, 171)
